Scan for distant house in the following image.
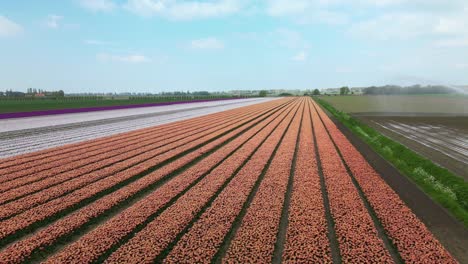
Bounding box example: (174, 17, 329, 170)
(35, 93, 45, 97)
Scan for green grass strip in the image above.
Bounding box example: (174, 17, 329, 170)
(0, 96, 243, 114)
(314, 97, 468, 228)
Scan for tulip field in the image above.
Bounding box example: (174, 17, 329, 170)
(0, 97, 457, 263)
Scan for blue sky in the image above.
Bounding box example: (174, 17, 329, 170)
(1, 0, 468, 93)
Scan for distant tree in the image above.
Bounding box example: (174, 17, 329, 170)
(192, 91, 210, 96)
(340, 86, 350, 95)
(259, 90, 267, 97)
(362, 85, 456, 95)
(279, 92, 293, 96)
(312, 89, 321, 95)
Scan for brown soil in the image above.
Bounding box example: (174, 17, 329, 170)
(326, 113, 468, 263)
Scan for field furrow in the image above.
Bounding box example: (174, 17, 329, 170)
(0, 106, 253, 185)
(311, 100, 394, 263)
(0, 103, 278, 214)
(222, 99, 303, 263)
(0, 96, 458, 263)
(162, 100, 304, 264)
(0, 99, 279, 170)
(312, 100, 457, 263)
(0, 99, 289, 242)
(282, 100, 331, 263)
(103, 100, 302, 263)
(0, 99, 293, 263)
(0, 107, 259, 191)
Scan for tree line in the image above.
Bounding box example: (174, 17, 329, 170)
(362, 85, 457, 95)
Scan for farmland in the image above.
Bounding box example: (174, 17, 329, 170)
(0, 95, 241, 115)
(0, 97, 461, 263)
(0, 98, 272, 158)
(321, 95, 468, 180)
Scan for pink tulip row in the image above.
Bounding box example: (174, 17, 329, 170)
(0, 97, 456, 263)
(282, 101, 332, 263)
(0, 106, 269, 218)
(0, 107, 244, 186)
(0, 111, 224, 181)
(0, 113, 261, 219)
(0, 111, 212, 170)
(0, 100, 289, 241)
(312, 100, 456, 263)
(42, 98, 300, 264)
(0, 109, 250, 194)
(311, 100, 394, 263)
(0, 99, 285, 171)
(0, 99, 295, 263)
(221, 100, 304, 263)
(162, 100, 304, 264)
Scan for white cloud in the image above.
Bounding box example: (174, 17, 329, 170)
(350, 13, 433, 40)
(46, 15, 64, 29)
(191, 37, 224, 50)
(0, 16, 22, 37)
(292, 51, 307, 61)
(434, 38, 468, 48)
(454, 63, 468, 69)
(97, 53, 150, 63)
(79, 0, 116, 12)
(266, 0, 349, 25)
(267, 0, 310, 16)
(84, 39, 113, 45)
(349, 10, 468, 41)
(124, 0, 241, 20)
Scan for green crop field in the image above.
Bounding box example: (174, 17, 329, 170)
(320, 95, 468, 115)
(0, 96, 237, 114)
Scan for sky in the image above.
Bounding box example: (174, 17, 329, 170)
(1, 0, 468, 93)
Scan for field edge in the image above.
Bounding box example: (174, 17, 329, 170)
(313, 96, 468, 263)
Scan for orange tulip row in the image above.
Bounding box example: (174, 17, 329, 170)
(0, 99, 289, 239)
(282, 100, 332, 263)
(0, 107, 242, 186)
(0, 99, 285, 171)
(312, 100, 456, 263)
(222, 100, 304, 263)
(164, 100, 305, 264)
(0, 97, 456, 263)
(0, 105, 269, 219)
(0, 98, 294, 263)
(44, 97, 301, 264)
(311, 99, 394, 263)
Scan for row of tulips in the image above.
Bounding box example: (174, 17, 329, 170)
(163, 100, 304, 263)
(0, 104, 271, 217)
(42, 97, 300, 264)
(311, 99, 394, 263)
(221, 100, 304, 263)
(0, 109, 265, 220)
(0, 106, 247, 184)
(0, 99, 286, 171)
(0, 100, 291, 240)
(0, 108, 254, 192)
(0, 99, 296, 263)
(312, 100, 456, 263)
(282, 101, 332, 263)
